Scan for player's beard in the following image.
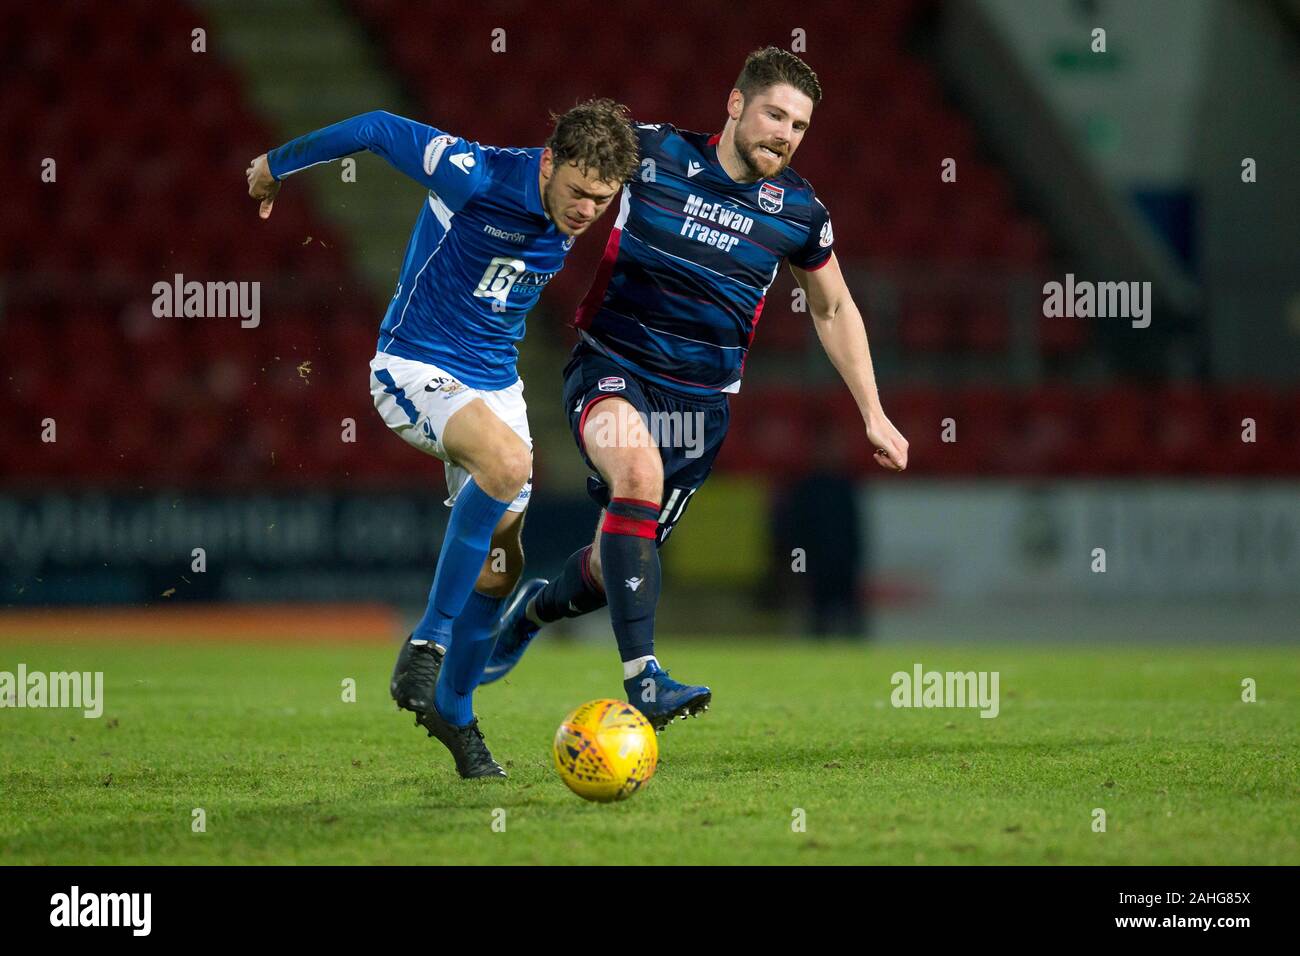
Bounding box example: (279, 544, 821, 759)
(733, 127, 788, 181)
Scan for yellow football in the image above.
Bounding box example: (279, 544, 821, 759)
(552, 699, 658, 802)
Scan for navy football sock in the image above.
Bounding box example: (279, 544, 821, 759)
(533, 545, 607, 623)
(435, 589, 505, 725)
(599, 497, 661, 663)
(412, 479, 511, 649)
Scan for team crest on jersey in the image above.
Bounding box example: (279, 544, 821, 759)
(758, 182, 784, 213)
(423, 135, 456, 175)
(597, 376, 626, 392)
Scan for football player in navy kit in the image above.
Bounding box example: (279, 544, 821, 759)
(487, 48, 909, 730)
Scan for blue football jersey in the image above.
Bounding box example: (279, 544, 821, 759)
(574, 122, 834, 395)
(268, 110, 574, 390)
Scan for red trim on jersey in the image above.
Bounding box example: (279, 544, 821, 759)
(738, 294, 767, 376)
(577, 393, 622, 450)
(573, 226, 623, 330)
(612, 497, 662, 513)
(801, 254, 834, 272)
(601, 513, 658, 539)
(707, 132, 722, 145)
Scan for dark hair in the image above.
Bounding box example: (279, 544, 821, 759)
(546, 98, 639, 184)
(735, 46, 823, 106)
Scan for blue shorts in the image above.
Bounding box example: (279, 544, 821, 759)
(562, 343, 729, 546)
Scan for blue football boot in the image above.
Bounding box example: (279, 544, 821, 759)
(480, 578, 548, 685)
(625, 659, 711, 731)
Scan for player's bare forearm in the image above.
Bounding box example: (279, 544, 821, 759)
(812, 295, 881, 417)
(793, 255, 909, 470)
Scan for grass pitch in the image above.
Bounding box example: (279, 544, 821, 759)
(1, 637, 1296, 865)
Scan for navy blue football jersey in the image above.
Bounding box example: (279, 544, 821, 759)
(574, 122, 834, 395)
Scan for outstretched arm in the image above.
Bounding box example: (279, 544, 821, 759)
(245, 110, 486, 220)
(791, 254, 909, 471)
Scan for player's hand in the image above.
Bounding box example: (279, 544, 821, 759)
(246, 154, 280, 219)
(866, 410, 908, 472)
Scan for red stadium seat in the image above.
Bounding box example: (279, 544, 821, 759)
(7, 0, 1289, 491)
(1086, 386, 1156, 474)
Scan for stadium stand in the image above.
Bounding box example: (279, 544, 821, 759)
(2, 0, 1296, 487)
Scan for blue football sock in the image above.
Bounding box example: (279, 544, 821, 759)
(411, 479, 511, 649)
(435, 589, 506, 725)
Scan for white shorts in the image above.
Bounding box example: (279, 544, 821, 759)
(369, 351, 533, 512)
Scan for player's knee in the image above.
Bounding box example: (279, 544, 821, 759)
(476, 442, 531, 501)
(606, 450, 663, 502)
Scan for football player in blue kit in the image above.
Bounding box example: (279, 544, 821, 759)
(484, 49, 910, 729)
(246, 101, 639, 777)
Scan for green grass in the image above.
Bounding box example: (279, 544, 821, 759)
(1, 639, 1297, 864)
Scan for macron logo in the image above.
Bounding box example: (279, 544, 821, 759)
(686, 161, 703, 178)
(625, 577, 644, 592)
(449, 152, 476, 173)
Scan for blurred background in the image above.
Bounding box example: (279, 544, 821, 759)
(1, 0, 1297, 644)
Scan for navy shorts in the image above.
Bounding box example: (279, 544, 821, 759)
(562, 343, 729, 547)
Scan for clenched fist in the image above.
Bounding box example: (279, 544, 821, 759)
(866, 410, 908, 472)
(246, 154, 280, 219)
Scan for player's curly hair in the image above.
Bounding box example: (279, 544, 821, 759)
(546, 98, 640, 185)
(735, 46, 823, 106)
